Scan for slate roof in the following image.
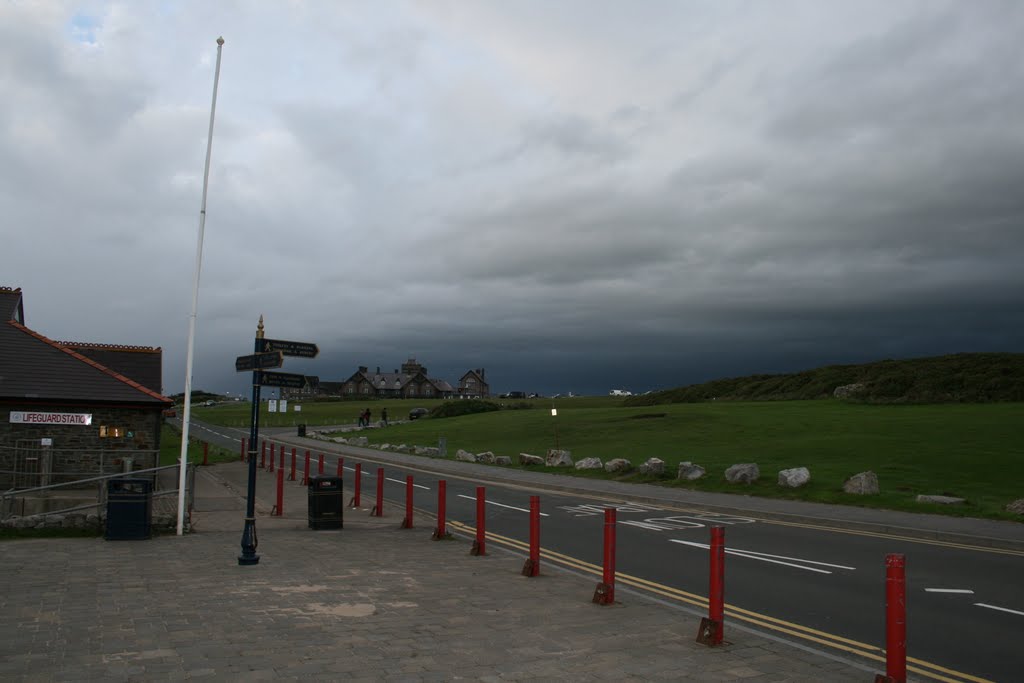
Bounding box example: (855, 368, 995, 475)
(56, 342, 163, 395)
(0, 321, 171, 405)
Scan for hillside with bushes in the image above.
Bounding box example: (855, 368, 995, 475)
(625, 353, 1024, 405)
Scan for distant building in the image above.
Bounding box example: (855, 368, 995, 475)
(338, 358, 463, 399)
(458, 368, 490, 398)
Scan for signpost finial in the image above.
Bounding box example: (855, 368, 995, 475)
(257, 315, 264, 339)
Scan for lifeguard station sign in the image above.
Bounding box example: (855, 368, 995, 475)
(10, 411, 93, 426)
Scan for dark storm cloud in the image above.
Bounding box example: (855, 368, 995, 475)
(4, 2, 1023, 398)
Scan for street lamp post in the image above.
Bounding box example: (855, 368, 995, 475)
(239, 316, 265, 565)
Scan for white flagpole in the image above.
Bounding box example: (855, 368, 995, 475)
(177, 37, 225, 536)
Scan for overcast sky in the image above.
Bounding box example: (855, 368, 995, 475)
(3, 1, 1023, 397)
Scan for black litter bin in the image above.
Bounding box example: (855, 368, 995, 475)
(105, 478, 152, 540)
(308, 476, 343, 529)
(297, 423, 307, 437)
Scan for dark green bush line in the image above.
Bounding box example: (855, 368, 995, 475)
(627, 352, 1024, 405)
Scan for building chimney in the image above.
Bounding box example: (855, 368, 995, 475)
(376, 366, 380, 374)
(359, 366, 367, 373)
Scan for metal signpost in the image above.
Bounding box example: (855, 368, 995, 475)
(237, 317, 317, 565)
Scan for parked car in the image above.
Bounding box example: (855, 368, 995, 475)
(409, 407, 429, 420)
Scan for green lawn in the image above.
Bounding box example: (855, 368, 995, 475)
(192, 398, 1024, 521)
(159, 424, 239, 466)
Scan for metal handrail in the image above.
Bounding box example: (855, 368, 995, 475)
(1, 464, 196, 522)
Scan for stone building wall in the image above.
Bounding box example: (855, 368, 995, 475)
(0, 404, 163, 488)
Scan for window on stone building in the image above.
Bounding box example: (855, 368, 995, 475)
(99, 426, 124, 438)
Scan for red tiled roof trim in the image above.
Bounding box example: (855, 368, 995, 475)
(56, 341, 161, 353)
(6, 320, 172, 404)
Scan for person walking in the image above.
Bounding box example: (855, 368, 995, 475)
(381, 408, 388, 427)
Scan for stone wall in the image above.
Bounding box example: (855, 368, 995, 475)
(0, 404, 163, 488)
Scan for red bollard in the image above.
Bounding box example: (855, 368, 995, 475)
(289, 448, 297, 481)
(279, 447, 284, 471)
(337, 458, 344, 478)
(522, 496, 540, 576)
(273, 467, 284, 516)
(879, 554, 907, 683)
(349, 463, 362, 507)
(318, 453, 324, 475)
(471, 487, 486, 555)
(697, 526, 726, 646)
(240, 438, 245, 462)
(302, 451, 310, 486)
(202, 441, 208, 466)
(401, 475, 414, 528)
(268, 443, 275, 473)
(371, 467, 384, 516)
(593, 507, 617, 604)
(432, 480, 450, 539)
(260, 440, 266, 469)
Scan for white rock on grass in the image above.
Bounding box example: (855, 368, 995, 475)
(455, 449, 476, 463)
(545, 449, 574, 467)
(725, 463, 760, 484)
(778, 467, 810, 488)
(476, 451, 495, 464)
(519, 453, 544, 466)
(677, 462, 705, 481)
(638, 458, 665, 476)
(575, 457, 603, 470)
(916, 494, 965, 505)
(1006, 499, 1024, 515)
(604, 458, 632, 473)
(494, 456, 512, 466)
(843, 471, 879, 495)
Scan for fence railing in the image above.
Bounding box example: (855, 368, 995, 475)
(0, 446, 160, 490)
(0, 464, 196, 523)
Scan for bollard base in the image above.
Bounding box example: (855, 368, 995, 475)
(695, 617, 724, 646)
(522, 558, 539, 577)
(470, 540, 486, 556)
(348, 497, 360, 508)
(400, 517, 413, 529)
(270, 505, 279, 517)
(873, 676, 898, 683)
(431, 528, 452, 540)
(370, 505, 382, 517)
(592, 582, 614, 605)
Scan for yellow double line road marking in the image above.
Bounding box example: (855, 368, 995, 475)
(449, 521, 992, 683)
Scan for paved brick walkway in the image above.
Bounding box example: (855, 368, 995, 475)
(0, 462, 874, 681)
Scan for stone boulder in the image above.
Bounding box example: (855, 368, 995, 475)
(395, 444, 414, 454)
(725, 463, 760, 484)
(455, 449, 476, 463)
(843, 471, 879, 495)
(1006, 499, 1024, 515)
(778, 467, 811, 488)
(677, 462, 705, 481)
(332, 437, 348, 444)
(348, 436, 369, 448)
(494, 456, 512, 466)
(575, 457, 603, 470)
(833, 383, 866, 399)
(916, 494, 965, 505)
(476, 451, 495, 464)
(546, 449, 574, 467)
(638, 457, 665, 476)
(413, 446, 429, 456)
(519, 453, 544, 466)
(604, 458, 632, 474)
(422, 447, 441, 458)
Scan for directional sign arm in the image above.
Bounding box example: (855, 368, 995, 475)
(262, 338, 319, 358)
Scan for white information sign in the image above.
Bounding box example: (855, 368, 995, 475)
(10, 411, 92, 426)
(294, 405, 302, 412)
(279, 400, 288, 412)
(268, 400, 278, 413)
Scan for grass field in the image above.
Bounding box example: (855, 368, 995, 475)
(191, 398, 1024, 521)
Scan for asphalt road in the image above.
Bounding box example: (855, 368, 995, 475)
(180, 418, 1024, 683)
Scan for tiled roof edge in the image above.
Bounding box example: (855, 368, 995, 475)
(6, 321, 172, 404)
(57, 341, 162, 353)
